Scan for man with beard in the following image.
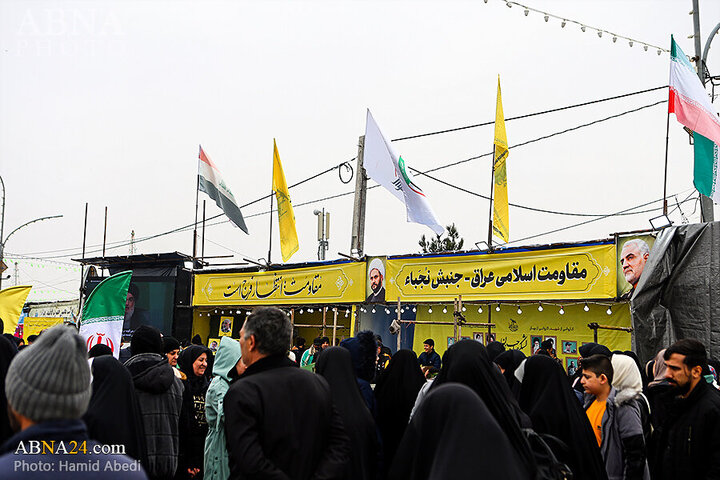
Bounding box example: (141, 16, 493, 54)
(651, 339, 720, 480)
(123, 283, 150, 336)
(619, 239, 650, 300)
(366, 258, 386, 303)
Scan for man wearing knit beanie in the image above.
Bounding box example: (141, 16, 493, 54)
(0, 325, 147, 479)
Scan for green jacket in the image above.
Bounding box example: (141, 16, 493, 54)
(204, 337, 242, 480)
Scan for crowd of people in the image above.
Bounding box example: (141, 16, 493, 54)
(0, 308, 719, 480)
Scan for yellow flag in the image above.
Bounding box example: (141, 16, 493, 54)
(492, 77, 509, 242)
(273, 140, 299, 262)
(0, 285, 32, 335)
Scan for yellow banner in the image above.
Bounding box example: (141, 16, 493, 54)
(273, 140, 299, 263)
(386, 244, 616, 302)
(193, 262, 366, 306)
(412, 303, 632, 364)
(493, 76, 509, 242)
(0, 285, 32, 333)
(23, 317, 64, 338)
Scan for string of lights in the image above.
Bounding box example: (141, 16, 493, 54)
(492, 0, 669, 55)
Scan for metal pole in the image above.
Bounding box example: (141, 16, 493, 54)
(397, 296, 402, 352)
(350, 136, 367, 256)
(0, 176, 4, 290)
(663, 111, 671, 215)
(322, 306, 327, 338)
(487, 146, 496, 249)
(693, 0, 715, 222)
(79, 203, 88, 313)
(193, 167, 200, 260)
(102, 206, 108, 258)
(201, 200, 206, 262)
(332, 308, 338, 345)
(268, 192, 274, 264)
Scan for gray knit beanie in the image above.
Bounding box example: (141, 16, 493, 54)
(5, 325, 91, 422)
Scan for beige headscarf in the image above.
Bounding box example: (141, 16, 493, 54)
(648, 348, 668, 387)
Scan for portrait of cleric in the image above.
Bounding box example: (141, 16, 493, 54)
(619, 238, 651, 300)
(123, 282, 151, 336)
(366, 258, 386, 303)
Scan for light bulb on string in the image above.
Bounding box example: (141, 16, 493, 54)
(462, 306, 466, 312)
(371, 307, 376, 314)
(299, 309, 304, 314)
(505, 1, 512, 7)
(643, 45, 648, 51)
(524, 8, 529, 16)
(561, 20, 566, 28)
(385, 308, 390, 314)
(412, 307, 417, 313)
(478, 306, 483, 314)
(428, 307, 433, 313)
(495, 304, 501, 312)
(629, 40, 633, 47)
(581, 25, 586, 32)
(607, 306, 613, 315)
(559, 306, 565, 315)
(517, 306, 522, 314)
(309, 308, 314, 313)
(597, 30, 603, 38)
(538, 303, 544, 312)
(544, 15, 549, 22)
(612, 36, 617, 43)
(584, 303, 590, 312)
(442, 306, 448, 314)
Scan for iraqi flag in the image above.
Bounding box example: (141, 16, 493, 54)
(79, 271, 132, 359)
(363, 109, 444, 235)
(198, 146, 249, 234)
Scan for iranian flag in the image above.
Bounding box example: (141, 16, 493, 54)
(669, 35, 720, 202)
(79, 270, 132, 359)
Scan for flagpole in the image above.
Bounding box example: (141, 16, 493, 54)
(193, 147, 201, 262)
(663, 107, 670, 216)
(487, 146, 496, 249)
(268, 190, 274, 265)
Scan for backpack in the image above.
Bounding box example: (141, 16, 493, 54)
(522, 429, 573, 480)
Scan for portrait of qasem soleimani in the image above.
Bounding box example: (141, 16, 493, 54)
(366, 258, 386, 303)
(619, 237, 652, 300)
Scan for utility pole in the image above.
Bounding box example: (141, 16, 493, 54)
(350, 136, 366, 256)
(129, 230, 136, 255)
(314, 208, 329, 260)
(692, 0, 716, 222)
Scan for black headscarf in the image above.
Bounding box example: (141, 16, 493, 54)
(374, 349, 426, 473)
(579, 342, 612, 358)
(178, 345, 211, 394)
(518, 355, 608, 480)
(431, 340, 536, 472)
(177, 345, 211, 476)
(316, 347, 378, 480)
(83, 356, 147, 464)
(486, 340, 506, 362)
(389, 383, 531, 480)
(0, 335, 17, 445)
(494, 349, 526, 398)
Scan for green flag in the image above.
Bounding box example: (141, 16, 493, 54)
(79, 270, 132, 358)
(694, 133, 720, 203)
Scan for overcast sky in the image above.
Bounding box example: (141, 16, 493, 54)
(2, 0, 719, 302)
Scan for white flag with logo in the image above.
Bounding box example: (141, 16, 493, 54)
(364, 109, 444, 235)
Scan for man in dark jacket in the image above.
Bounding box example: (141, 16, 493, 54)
(651, 339, 720, 480)
(0, 325, 146, 479)
(124, 326, 184, 480)
(224, 307, 350, 479)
